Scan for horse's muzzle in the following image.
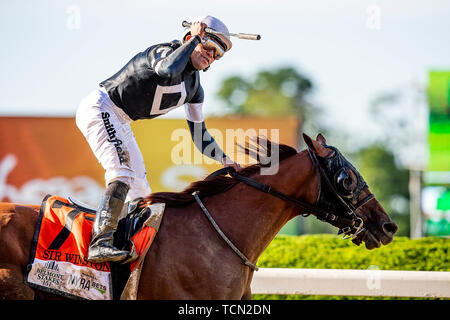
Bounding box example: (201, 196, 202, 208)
(381, 221, 398, 244)
(357, 220, 398, 250)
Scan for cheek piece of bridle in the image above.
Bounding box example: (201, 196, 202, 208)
(192, 146, 375, 271)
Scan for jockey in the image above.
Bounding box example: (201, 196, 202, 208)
(75, 15, 240, 264)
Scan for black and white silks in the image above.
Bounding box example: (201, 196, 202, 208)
(100, 34, 226, 162)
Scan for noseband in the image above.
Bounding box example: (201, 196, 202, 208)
(192, 147, 375, 270)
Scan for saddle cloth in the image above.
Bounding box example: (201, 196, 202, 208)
(24, 194, 165, 300)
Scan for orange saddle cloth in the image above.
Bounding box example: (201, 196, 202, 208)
(24, 195, 165, 300)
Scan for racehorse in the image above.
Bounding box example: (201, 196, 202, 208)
(0, 133, 398, 299)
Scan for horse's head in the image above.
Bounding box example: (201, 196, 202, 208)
(303, 133, 398, 249)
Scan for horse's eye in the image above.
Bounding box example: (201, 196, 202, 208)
(334, 168, 355, 197)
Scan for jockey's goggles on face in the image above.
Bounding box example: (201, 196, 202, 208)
(201, 36, 225, 60)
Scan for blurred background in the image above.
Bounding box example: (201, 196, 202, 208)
(1, 0, 449, 239)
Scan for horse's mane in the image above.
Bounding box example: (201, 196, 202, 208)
(145, 137, 299, 207)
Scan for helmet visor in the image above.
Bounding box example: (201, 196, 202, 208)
(201, 36, 225, 60)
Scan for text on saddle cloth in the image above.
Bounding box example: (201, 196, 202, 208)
(24, 194, 165, 300)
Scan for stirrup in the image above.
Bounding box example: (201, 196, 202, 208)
(87, 246, 130, 264)
(119, 241, 139, 264)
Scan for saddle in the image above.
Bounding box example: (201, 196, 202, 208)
(24, 194, 165, 300)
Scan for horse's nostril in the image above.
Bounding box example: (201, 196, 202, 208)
(382, 221, 398, 235)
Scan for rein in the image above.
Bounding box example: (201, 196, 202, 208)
(191, 148, 375, 271)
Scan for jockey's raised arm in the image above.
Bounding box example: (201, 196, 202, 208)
(75, 16, 237, 264)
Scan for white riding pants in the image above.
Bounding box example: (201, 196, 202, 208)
(75, 88, 151, 202)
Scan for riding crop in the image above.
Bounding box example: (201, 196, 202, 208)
(182, 21, 261, 40)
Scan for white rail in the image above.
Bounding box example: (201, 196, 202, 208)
(251, 268, 450, 298)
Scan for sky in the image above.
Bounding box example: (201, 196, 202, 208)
(1, 0, 449, 149)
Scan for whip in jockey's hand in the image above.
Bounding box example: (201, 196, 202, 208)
(75, 16, 238, 264)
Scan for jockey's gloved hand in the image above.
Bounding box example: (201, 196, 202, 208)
(222, 156, 241, 171)
(190, 21, 207, 39)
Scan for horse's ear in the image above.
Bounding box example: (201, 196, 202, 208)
(303, 133, 316, 151)
(303, 133, 329, 156)
(316, 133, 327, 145)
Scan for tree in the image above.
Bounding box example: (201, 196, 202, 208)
(216, 66, 322, 235)
(354, 145, 410, 236)
(216, 67, 322, 134)
(366, 85, 427, 237)
(368, 85, 427, 170)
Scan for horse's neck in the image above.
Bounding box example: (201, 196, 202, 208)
(215, 150, 318, 263)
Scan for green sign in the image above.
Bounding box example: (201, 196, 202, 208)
(437, 190, 450, 210)
(427, 71, 450, 173)
(425, 71, 450, 236)
(428, 122, 450, 172)
(422, 186, 450, 236)
(428, 70, 450, 116)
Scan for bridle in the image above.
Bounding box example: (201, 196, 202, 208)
(192, 146, 375, 271)
(306, 147, 374, 239)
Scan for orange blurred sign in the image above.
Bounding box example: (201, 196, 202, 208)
(0, 116, 299, 206)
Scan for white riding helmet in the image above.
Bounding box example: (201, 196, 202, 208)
(182, 15, 232, 54)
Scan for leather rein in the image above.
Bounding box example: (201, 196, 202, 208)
(192, 148, 375, 271)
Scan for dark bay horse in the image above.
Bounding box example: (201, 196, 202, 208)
(0, 133, 398, 299)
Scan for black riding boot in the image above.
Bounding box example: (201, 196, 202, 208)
(87, 180, 130, 263)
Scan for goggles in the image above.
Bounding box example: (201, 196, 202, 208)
(201, 36, 225, 60)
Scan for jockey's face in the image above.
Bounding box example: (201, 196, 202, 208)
(190, 43, 215, 70)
